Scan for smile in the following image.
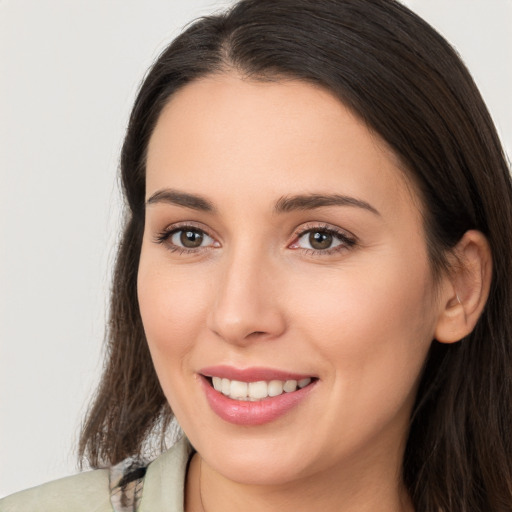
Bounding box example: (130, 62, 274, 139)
(199, 366, 317, 425)
(210, 377, 312, 401)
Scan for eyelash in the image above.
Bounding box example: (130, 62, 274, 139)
(153, 222, 215, 255)
(291, 223, 357, 255)
(153, 222, 357, 256)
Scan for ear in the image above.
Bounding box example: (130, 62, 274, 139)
(434, 230, 492, 344)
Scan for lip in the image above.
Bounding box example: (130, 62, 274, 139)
(200, 365, 315, 382)
(199, 366, 317, 426)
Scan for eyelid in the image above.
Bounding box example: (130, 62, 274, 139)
(153, 221, 220, 251)
(289, 222, 358, 254)
(152, 220, 356, 255)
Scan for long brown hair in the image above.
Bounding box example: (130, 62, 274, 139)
(79, 1, 512, 509)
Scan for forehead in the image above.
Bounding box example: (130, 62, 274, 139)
(145, 73, 418, 217)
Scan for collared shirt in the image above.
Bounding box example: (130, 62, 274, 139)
(0, 437, 193, 512)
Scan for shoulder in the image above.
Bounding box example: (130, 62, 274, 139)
(138, 436, 193, 512)
(0, 468, 111, 512)
(0, 437, 193, 512)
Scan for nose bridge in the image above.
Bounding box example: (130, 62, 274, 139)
(207, 238, 285, 344)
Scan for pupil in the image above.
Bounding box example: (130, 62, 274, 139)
(310, 231, 332, 250)
(180, 230, 203, 248)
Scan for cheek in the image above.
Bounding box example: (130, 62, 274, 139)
(137, 251, 211, 375)
(294, 256, 435, 344)
(290, 255, 436, 418)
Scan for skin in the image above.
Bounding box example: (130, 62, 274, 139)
(137, 74, 460, 512)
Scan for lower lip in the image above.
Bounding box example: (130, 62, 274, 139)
(200, 376, 316, 426)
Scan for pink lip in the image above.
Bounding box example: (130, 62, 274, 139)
(200, 365, 315, 382)
(198, 366, 317, 426)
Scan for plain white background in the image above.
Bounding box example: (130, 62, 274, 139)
(1, 0, 510, 498)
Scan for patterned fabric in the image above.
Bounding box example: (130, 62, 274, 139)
(109, 458, 148, 512)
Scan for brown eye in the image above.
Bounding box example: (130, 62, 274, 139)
(180, 230, 203, 248)
(309, 231, 333, 250)
(168, 228, 215, 250)
(293, 227, 354, 253)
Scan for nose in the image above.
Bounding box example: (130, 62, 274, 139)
(206, 247, 286, 345)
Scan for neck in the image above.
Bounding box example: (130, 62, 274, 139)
(185, 450, 414, 512)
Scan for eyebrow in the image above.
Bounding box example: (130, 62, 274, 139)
(146, 188, 379, 216)
(274, 193, 380, 215)
(146, 189, 215, 212)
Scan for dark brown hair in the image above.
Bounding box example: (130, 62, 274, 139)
(79, 1, 512, 509)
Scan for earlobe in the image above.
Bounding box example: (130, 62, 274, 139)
(434, 230, 492, 344)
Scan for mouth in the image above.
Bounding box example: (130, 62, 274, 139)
(204, 375, 315, 401)
(198, 366, 318, 425)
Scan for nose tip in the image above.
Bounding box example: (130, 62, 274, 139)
(208, 315, 269, 344)
(206, 259, 286, 345)
(208, 296, 286, 345)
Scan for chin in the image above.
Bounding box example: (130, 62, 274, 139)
(186, 425, 321, 486)
(206, 449, 311, 486)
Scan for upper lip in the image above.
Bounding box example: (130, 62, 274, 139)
(199, 365, 316, 382)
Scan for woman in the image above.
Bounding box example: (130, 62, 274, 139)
(2, 0, 511, 510)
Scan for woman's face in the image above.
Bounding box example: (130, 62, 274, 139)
(138, 74, 446, 486)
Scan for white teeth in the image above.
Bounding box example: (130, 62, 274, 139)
(210, 376, 313, 401)
(221, 378, 231, 395)
(298, 378, 312, 388)
(248, 381, 268, 399)
(230, 380, 248, 399)
(212, 376, 222, 391)
(283, 379, 297, 392)
(268, 380, 284, 397)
